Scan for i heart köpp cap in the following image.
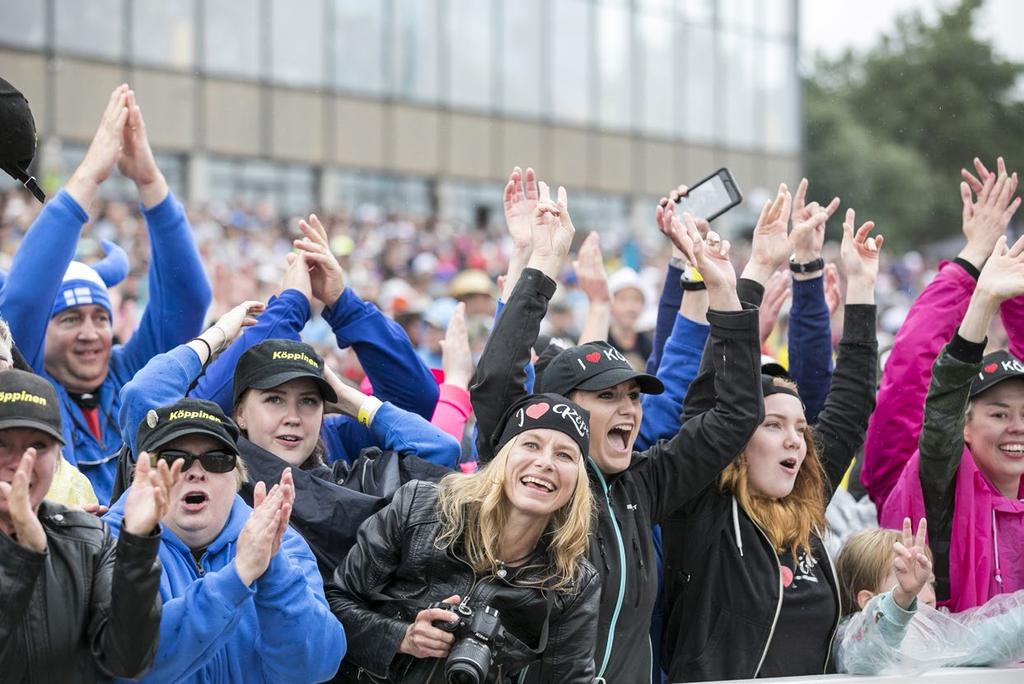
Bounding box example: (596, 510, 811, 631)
(538, 341, 664, 397)
(969, 350, 1024, 398)
(494, 393, 590, 458)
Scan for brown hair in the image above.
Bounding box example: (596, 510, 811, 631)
(835, 528, 934, 616)
(719, 377, 827, 558)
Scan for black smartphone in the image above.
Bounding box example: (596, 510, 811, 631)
(674, 168, 743, 222)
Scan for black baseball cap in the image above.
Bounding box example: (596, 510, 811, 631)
(0, 369, 64, 444)
(136, 398, 240, 455)
(539, 341, 664, 397)
(233, 339, 338, 405)
(494, 393, 591, 458)
(970, 350, 1024, 398)
(0, 77, 45, 203)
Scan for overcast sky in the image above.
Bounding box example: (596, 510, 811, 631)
(799, 0, 1024, 69)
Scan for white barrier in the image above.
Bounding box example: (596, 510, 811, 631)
(691, 665, 1023, 683)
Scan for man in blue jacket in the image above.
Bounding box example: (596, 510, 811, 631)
(104, 397, 346, 683)
(0, 85, 211, 504)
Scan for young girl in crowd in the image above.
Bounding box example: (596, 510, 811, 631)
(835, 519, 1024, 674)
(882, 227, 1024, 612)
(473, 179, 764, 683)
(326, 392, 600, 683)
(660, 205, 882, 681)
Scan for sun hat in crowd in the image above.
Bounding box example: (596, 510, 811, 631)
(136, 398, 239, 455)
(232, 339, 338, 405)
(969, 350, 1024, 398)
(539, 341, 664, 397)
(0, 369, 65, 443)
(450, 269, 498, 299)
(0, 76, 44, 203)
(493, 392, 591, 458)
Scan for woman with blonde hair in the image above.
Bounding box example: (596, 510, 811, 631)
(327, 392, 600, 683)
(660, 207, 883, 681)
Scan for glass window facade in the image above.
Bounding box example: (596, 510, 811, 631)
(446, 0, 494, 111)
(203, 1, 261, 79)
(131, 0, 195, 68)
(0, 3, 45, 48)
(334, 0, 386, 95)
(500, 0, 543, 118)
(55, 0, 124, 59)
(393, 0, 440, 103)
(549, 0, 593, 125)
(596, 1, 632, 130)
(209, 157, 316, 216)
(271, 0, 325, 87)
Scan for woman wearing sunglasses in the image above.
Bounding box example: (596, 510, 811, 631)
(103, 302, 346, 682)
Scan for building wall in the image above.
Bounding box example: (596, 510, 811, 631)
(0, 0, 802, 236)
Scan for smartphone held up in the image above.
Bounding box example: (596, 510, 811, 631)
(675, 168, 742, 222)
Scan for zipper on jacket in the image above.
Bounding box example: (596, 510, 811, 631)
(632, 536, 644, 608)
(744, 498, 783, 678)
(591, 461, 627, 681)
(360, 458, 371, 491)
(597, 535, 611, 572)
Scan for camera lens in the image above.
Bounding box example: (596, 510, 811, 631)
(445, 638, 492, 684)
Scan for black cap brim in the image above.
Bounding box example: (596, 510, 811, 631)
(0, 417, 65, 445)
(572, 367, 665, 395)
(239, 370, 338, 403)
(970, 373, 1024, 398)
(141, 424, 238, 455)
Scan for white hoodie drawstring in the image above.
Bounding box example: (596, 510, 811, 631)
(993, 508, 1003, 589)
(732, 496, 744, 557)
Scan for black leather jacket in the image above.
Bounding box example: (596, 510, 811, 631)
(0, 500, 163, 683)
(326, 481, 601, 683)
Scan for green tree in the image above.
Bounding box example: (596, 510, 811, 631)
(805, 0, 1024, 248)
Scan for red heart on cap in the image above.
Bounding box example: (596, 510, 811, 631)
(585, 352, 601, 363)
(525, 402, 550, 420)
(985, 363, 998, 373)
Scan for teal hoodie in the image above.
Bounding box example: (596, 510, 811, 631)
(104, 494, 345, 683)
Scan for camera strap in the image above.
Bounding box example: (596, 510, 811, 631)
(521, 591, 556, 656)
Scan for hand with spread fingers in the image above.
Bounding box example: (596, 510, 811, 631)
(527, 183, 575, 279)
(891, 517, 933, 610)
(122, 453, 184, 536)
(0, 448, 48, 552)
(293, 214, 347, 308)
(669, 212, 741, 311)
(658, 185, 709, 262)
(958, 156, 1021, 271)
(789, 177, 839, 270)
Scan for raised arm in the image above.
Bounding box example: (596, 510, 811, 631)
(500, 166, 539, 303)
(117, 91, 211, 375)
(636, 214, 763, 521)
(431, 303, 474, 442)
(0, 86, 129, 370)
(471, 185, 574, 463)
(812, 209, 881, 494)
(787, 178, 841, 422)
(864, 158, 1021, 507)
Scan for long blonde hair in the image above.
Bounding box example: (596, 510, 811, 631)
(435, 435, 594, 591)
(720, 380, 827, 557)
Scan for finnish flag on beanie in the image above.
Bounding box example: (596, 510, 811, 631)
(49, 239, 129, 319)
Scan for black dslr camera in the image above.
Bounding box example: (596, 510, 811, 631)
(430, 601, 506, 684)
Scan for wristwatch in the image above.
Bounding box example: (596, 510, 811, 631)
(789, 256, 825, 274)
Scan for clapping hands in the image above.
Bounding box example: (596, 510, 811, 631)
(235, 469, 295, 586)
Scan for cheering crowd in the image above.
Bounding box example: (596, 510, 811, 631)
(3, 81, 1024, 684)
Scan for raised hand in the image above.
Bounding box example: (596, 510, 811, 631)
(742, 183, 793, 284)
(66, 85, 130, 210)
(891, 517, 932, 610)
(823, 263, 842, 317)
(789, 177, 839, 266)
(759, 270, 791, 344)
(658, 186, 709, 261)
(527, 183, 575, 278)
(840, 209, 883, 284)
(235, 479, 287, 586)
(268, 468, 294, 556)
(958, 157, 1021, 270)
(213, 300, 265, 347)
(122, 452, 183, 536)
(117, 89, 168, 207)
(0, 449, 47, 552)
(440, 302, 473, 390)
(399, 595, 461, 659)
(293, 214, 346, 308)
(573, 232, 610, 304)
(976, 234, 1024, 303)
(280, 251, 314, 304)
(504, 166, 539, 253)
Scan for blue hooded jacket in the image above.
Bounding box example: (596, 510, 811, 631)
(0, 190, 211, 503)
(104, 494, 346, 683)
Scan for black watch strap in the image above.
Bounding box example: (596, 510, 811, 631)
(789, 257, 825, 274)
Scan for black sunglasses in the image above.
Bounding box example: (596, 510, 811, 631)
(152, 449, 238, 474)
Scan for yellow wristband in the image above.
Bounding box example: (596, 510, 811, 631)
(357, 403, 373, 427)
